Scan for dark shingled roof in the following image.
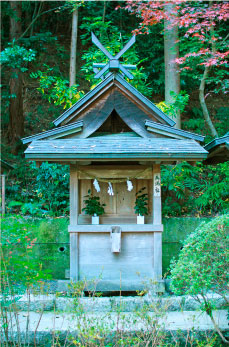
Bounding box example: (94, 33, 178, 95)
(25, 137, 208, 160)
(204, 133, 229, 164)
(145, 120, 205, 142)
(22, 121, 83, 144)
(204, 133, 229, 152)
(53, 73, 176, 127)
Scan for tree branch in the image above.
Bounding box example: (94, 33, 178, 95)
(202, 294, 229, 344)
(199, 65, 218, 138)
(17, 3, 71, 41)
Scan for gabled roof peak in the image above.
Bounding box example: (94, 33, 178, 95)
(53, 73, 176, 128)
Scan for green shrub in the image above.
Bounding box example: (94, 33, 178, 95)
(170, 214, 228, 296)
(170, 215, 229, 343)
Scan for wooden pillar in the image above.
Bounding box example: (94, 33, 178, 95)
(153, 164, 162, 280)
(70, 165, 79, 281)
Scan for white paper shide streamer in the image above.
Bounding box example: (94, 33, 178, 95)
(107, 182, 114, 196)
(127, 179, 133, 191)
(93, 179, 100, 192)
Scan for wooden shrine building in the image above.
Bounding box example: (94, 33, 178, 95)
(23, 34, 208, 291)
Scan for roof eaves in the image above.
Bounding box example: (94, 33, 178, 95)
(204, 133, 229, 151)
(22, 120, 83, 144)
(145, 120, 205, 142)
(115, 74, 176, 127)
(53, 74, 115, 126)
(24, 138, 208, 161)
(25, 152, 208, 160)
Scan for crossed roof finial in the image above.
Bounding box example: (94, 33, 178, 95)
(91, 32, 136, 80)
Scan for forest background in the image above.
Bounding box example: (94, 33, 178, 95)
(1, 0, 228, 218)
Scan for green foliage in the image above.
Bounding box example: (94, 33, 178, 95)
(36, 162, 69, 215)
(161, 162, 229, 217)
(170, 215, 229, 296)
(156, 91, 189, 120)
(8, 200, 46, 217)
(162, 162, 199, 216)
(214, 107, 229, 137)
(136, 26, 165, 95)
(194, 162, 229, 213)
(0, 44, 36, 72)
(183, 107, 229, 143)
(169, 215, 229, 343)
(80, 16, 153, 97)
(21, 32, 61, 51)
(1, 216, 51, 292)
(5, 160, 69, 217)
(134, 187, 148, 216)
(5, 158, 39, 213)
(36, 218, 69, 243)
(82, 189, 106, 216)
(31, 65, 84, 109)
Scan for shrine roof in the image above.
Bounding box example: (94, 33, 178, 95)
(53, 73, 176, 127)
(25, 137, 208, 160)
(22, 120, 83, 144)
(204, 133, 229, 164)
(145, 120, 204, 142)
(204, 133, 229, 152)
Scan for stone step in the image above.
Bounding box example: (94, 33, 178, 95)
(6, 293, 228, 313)
(1, 310, 228, 345)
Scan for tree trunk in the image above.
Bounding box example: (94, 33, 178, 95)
(69, 7, 79, 87)
(199, 66, 218, 138)
(103, 1, 106, 22)
(9, 72, 24, 144)
(164, 3, 180, 128)
(9, 1, 24, 153)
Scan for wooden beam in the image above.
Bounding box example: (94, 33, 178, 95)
(152, 164, 162, 280)
(68, 224, 163, 232)
(77, 166, 153, 179)
(70, 165, 79, 225)
(153, 164, 161, 224)
(70, 165, 79, 281)
(25, 157, 206, 163)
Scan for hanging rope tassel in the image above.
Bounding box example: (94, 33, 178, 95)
(93, 179, 100, 192)
(127, 179, 133, 191)
(108, 182, 114, 196)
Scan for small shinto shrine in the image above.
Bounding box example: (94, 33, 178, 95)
(23, 33, 208, 291)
